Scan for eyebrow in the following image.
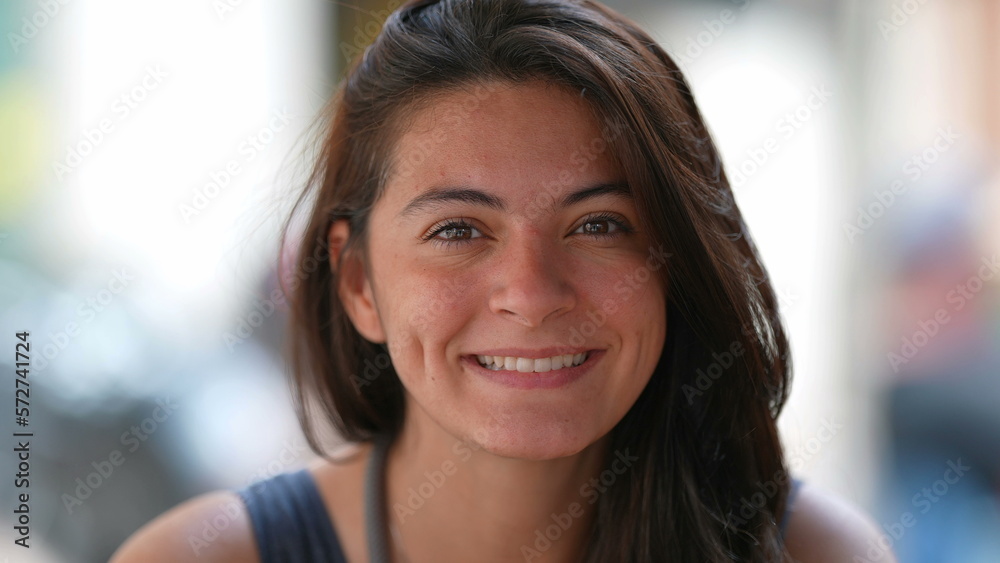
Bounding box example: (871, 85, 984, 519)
(396, 182, 633, 219)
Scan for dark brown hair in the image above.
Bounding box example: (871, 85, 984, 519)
(279, 0, 793, 560)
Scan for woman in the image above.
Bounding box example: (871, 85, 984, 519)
(113, 0, 890, 561)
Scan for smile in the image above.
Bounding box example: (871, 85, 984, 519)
(475, 352, 589, 373)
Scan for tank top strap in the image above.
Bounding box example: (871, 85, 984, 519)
(236, 468, 348, 563)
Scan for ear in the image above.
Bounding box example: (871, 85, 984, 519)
(328, 219, 386, 344)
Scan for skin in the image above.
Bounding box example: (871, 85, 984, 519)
(109, 81, 895, 563)
(351, 80, 667, 461)
(331, 79, 667, 562)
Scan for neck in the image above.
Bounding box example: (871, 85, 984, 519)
(383, 402, 610, 563)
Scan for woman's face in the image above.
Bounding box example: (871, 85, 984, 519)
(340, 81, 667, 459)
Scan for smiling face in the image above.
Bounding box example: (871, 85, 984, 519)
(335, 80, 667, 460)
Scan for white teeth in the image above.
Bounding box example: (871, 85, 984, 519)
(475, 352, 589, 373)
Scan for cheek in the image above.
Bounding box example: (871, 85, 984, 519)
(395, 268, 479, 331)
(584, 257, 666, 322)
(589, 260, 667, 374)
(375, 258, 482, 372)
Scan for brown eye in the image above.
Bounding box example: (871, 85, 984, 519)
(574, 212, 632, 238)
(423, 219, 483, 247)
(582, 220, 612, 234)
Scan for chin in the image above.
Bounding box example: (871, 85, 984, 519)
(461, 415, 608, 461)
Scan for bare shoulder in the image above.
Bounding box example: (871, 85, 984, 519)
(784, 482, 896, 563)
(109, 490, 258, 563)
(110, 442, 370, 563)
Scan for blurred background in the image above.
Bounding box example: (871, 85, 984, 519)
(0, 0, 997, 561)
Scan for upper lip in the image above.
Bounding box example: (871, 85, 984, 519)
(467, 347, 595, 359)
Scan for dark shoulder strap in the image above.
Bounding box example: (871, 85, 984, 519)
(779, 478, 804, 542)
(365, 434, 392, 563)
(236, 468, 348, 563)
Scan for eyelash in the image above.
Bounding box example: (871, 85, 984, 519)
(422, 212, 634, 248)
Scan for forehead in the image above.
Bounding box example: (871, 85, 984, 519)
(383, 81, 622, 209)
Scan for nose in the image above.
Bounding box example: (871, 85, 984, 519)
(488, 232, 576, 327)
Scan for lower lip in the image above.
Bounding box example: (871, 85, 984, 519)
(462, 350, 604, 390)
